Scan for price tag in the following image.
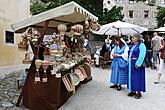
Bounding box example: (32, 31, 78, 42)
(75, 39, 77, 43)
(42, 78, 48, 82)
(71, 37, 74, 42)
(56, 73, 61, 78)
(35, 77, 40, 82)
(51, 71, 56, 75)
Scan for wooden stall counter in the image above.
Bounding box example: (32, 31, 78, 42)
(16, 59, 92, 110)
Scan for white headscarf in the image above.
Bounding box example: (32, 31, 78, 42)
(120, 38, 129, 62)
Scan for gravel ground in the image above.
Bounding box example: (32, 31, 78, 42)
(0, 67, 165, 110)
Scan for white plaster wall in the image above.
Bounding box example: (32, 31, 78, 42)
(0, 0, 30, 22)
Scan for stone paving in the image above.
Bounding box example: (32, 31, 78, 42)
(0, 65, 30, 80)
(0, 70, 28, 110)
(0, 67, 165, 110)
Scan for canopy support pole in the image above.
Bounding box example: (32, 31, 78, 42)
(39, 20, 49, 43)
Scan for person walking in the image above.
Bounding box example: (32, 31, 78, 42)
(154, 39, 165, 84)
(127, 34, 146, 99)
(110, 36, 129, 91)
(151, 32, 162, 69)
(94, 45, 102, 67)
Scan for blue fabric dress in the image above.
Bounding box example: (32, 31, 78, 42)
(110, 44, 128, 85)
(128, 43, 146, 92)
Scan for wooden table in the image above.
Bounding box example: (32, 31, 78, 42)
(16, 59, 91, 110)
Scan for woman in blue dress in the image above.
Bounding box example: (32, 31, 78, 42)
(127, 34, 146, 99)
(110, 36, 129, 91)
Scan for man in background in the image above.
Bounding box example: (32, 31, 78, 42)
(151, 32, 162, 69)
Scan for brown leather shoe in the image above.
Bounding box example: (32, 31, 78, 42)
(110, 85, 118, 88)
(117, 85, 122, 91)
(135, 93, 142, 99)
(154, 81, 160, 84)
(127, 92, 136, 96)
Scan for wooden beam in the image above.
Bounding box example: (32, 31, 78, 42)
(49, 19, 72, 24)
(31, 25, 56, 29)
(39, 20, 49, 43)
(30, 42, 38, 58)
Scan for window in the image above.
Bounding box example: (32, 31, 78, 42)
(107, 0, 110, 4)
(129, 10, 134, 18)
(144, 10, 149, 18)
(5, 30, 14, 44)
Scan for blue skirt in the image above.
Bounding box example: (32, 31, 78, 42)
(110, 59, 128, 85)
(128, 60, 146, 92)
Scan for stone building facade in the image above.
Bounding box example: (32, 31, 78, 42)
(103, 0, 165, 28)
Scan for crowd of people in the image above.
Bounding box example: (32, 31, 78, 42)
(84, 32, 165, 99)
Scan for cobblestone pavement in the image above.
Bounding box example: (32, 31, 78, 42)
(0, 70, 28, 110)
(0, 67, 165, 110)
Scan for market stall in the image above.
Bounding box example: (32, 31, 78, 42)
(11, 1, 98, 110)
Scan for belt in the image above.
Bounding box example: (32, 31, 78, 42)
(128, 58, 137, 60)
(95, 53, 100, 56)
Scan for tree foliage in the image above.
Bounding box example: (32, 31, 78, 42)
(100, 6, 124, 24)
(30, 0, 66, 15)
(30, 0, 124, 25)
(30, 0, 103, 16)
(156, 7, 165, 27)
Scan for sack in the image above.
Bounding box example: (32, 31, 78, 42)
(118, 58, 128, 69)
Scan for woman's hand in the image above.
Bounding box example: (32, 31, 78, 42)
(113, 54, 121, 57)
(135, 64, 139, 69)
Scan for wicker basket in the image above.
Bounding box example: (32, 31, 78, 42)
(82, 63, 91, 80)
(22, 53, 31, 64)
(70, 73, 80, 86)
(75, 66, 87, 81)
(18, 42, 28, 51)
(22, 60, 31, 64)
(62, 75, 74, 92)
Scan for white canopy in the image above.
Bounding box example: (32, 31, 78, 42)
(11, 1, 98, 33)
(155, 27, 165, 32)
(93, 20, 148, 35)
